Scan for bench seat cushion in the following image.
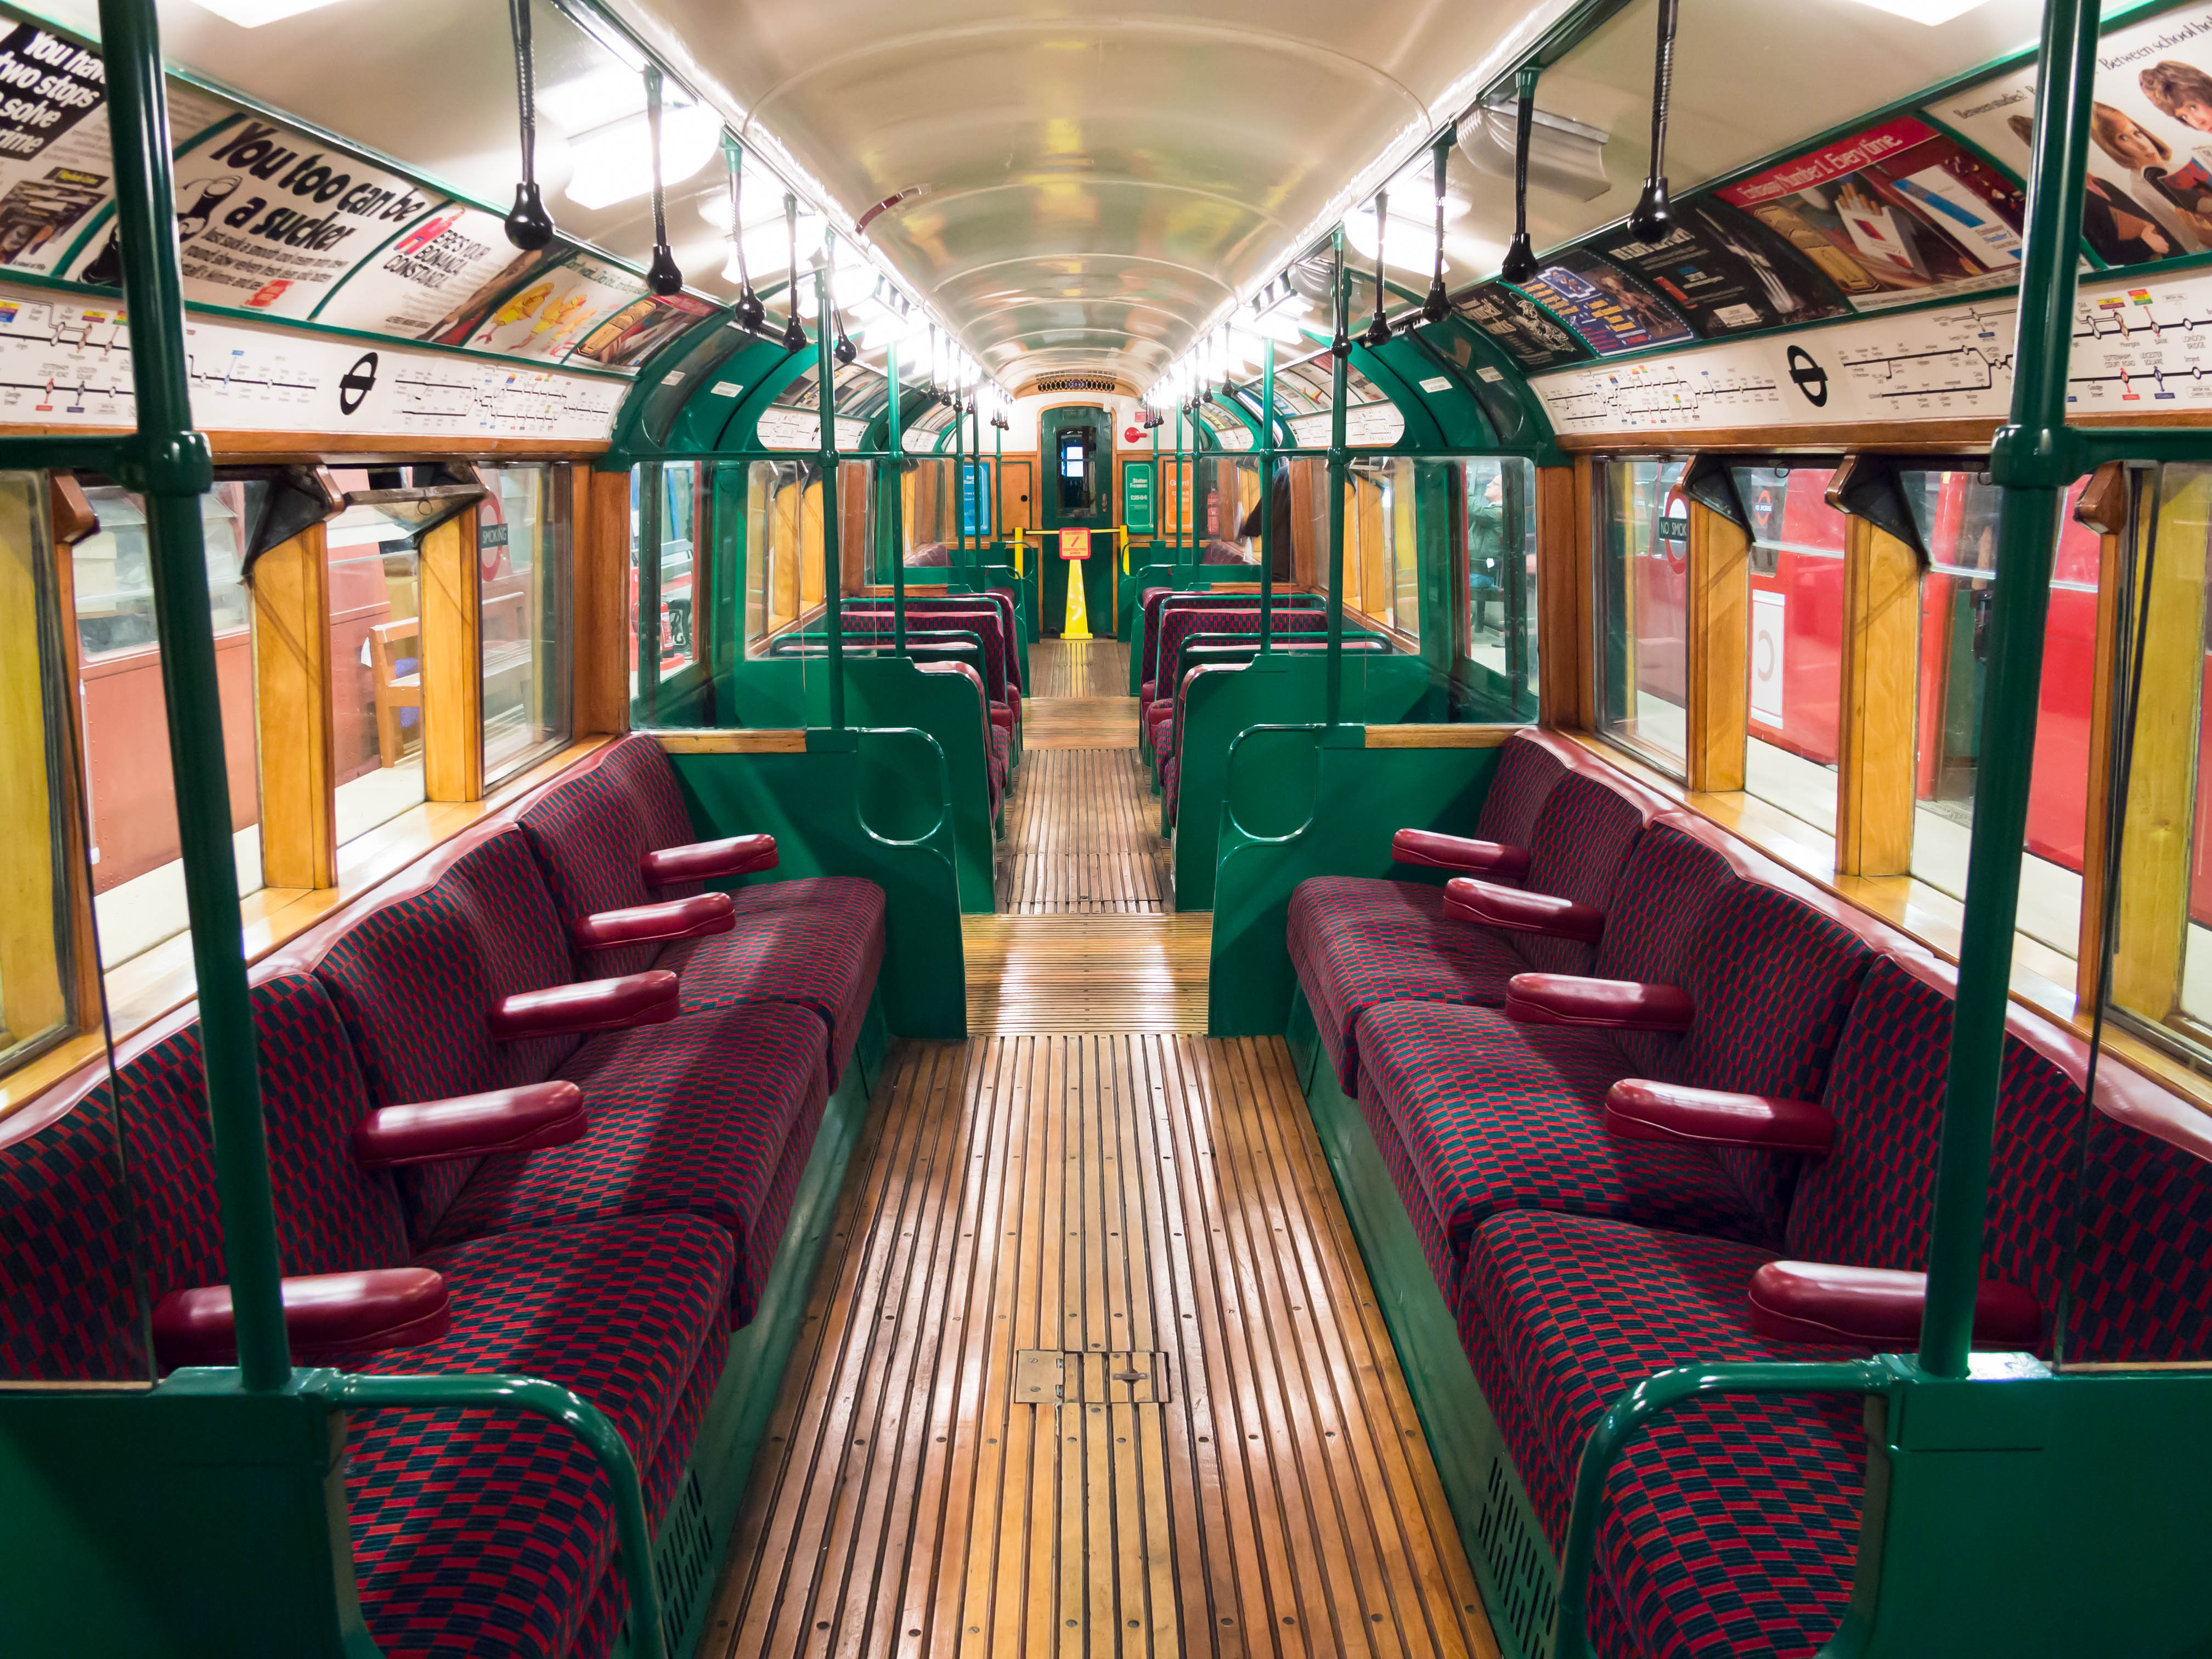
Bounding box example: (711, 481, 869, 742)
(659, 876, 887, 1084)
(1457, 1209, 1865, 1659)
(347, 1211, 733, 1659)
(1356, 1002, 1769, 1282)
(427, 1002, 828, 1316)
(1290, 878, 1530, 1091)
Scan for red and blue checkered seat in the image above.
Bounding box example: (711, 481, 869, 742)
(518, 733, 887, 1082)
(1352, 827, 1875, 1296)
(1453, 950, 2212, 1659)
(1291, 741, 1656, 1092)
(298, 823, 827, 1312)
(0, 973, 733, 1658)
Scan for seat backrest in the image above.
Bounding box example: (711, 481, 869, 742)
(842, 606, 1008, 702)
(1147, 594, 1321, 687)
(1588, 816, 1746, 1077)
(519, 733, 702, 980)
(1781, 952, 2212, 1361)
(1470, 732, 1568, 854)
(1664, 880, 1875, 1233)
(291, 824, 579, 1237)
(0, 973, 409, 1380)
(1513, 772, 1657, 977)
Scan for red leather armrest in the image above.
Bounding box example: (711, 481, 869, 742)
(488, 971, 679, 1041)
(1391, 828, 1532, 882)
(1504, 973, 1694, 1032)
(642, 833, 777, 885)
(1604, 1080, 1833, 1154)
(153, 1268, 452, 1368)
(1444, 877, 1604, 943)
(354, 1081, 589, 1170)
(1747, 1261, 2042, 1350)
(573, 891, 736, 952)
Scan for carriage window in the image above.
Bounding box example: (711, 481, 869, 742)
(745, 458, 818, 651)
(1903, 469, 2097, 967)
(326, 487, 426, 846)
(75, 481, 262, 969)
(1462, 456, 1538, 720)
(1596, 456, 1691, 774)
(1734, 465, 1848, 836)
(479, 465, 571, 787)
(0, 475, 77, 1077)
(2105, 464, 2212, 1049)
(1057, 428, 1094, 513)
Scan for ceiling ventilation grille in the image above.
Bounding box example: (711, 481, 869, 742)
(1029, 375, 1122, 394)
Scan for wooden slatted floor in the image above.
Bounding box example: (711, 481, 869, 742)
(704, 1036, 1497, 1659)
(998, 749, 1167, 913)
(1001, 641, 1166, 915)
(701, 637, 1496, 1659)
(1031, 639, 1131, 698)
(962, 916, 1210, 1033)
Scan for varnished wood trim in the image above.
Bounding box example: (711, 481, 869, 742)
(1534, 462, 1582, 730)
(0, 422, 610, 462)
(1834, 518, 1918, 877)
(1363, 724, 1515, 748)
(419, 508, 484, 803)
(655, 729, 809, 753)
(46, 500, 100, 1036)
(1686, 497, 1750, 793)
(251, 524, 337, 889)
(2112, 469, 2208, 1023)
(576, 466, 633, 737)
(0, 479, 69, 1052)
(2078, 512, 2127, 1008)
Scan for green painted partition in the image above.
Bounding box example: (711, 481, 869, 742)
(708, 659, 998, 912)
(1171, 656, 1442, 910)
(1206, 725, 1510, 1035)
(664, 726, 967, 1037)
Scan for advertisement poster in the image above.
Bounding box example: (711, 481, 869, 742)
(1456, 280, 1589, 369)
(1516, 250, 1696, 356)
(462, 252, 646, 362)
(312, 202, 524, 337)
(569, 289, 714, 368)
(1716, 116, 2025, 309)
(1931, 5, 2212, 267)
(1586, 199, 1852, 337)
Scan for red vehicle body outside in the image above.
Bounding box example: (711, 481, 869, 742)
(1632, 468, 2160, 911)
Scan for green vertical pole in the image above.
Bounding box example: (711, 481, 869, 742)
(889, 338, 905, 653)
(952, 381, 967, 586)
(1326, 233, 1350, 729)
(1174, 407, 1187, 570)
(971, 392, 986, 577)
(815, 266, 845, 731)
(1188, 410, 1201, 564)
(993, 402, 1003, 553)
(101, 0, 290, 1392)
(1920, 0, 2097, 1379)
(1260, 337, 1276, 652)
(635, 465, 661, 723)
(1150, 412, 1160, 560)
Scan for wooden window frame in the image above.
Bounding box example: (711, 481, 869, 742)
(2, 447, 621, 1120)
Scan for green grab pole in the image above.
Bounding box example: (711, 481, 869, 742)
(1260, 336, 1276, 653)
(993, 404, 1002, 556)
(815, 266, 845, 731)
(1150, 409, 1159, 558)
(1918, 0, 2097, 1381)
(889, 338, 905, 653)
(1325, 231, 1350, 729)
(951, 379, 966, 583)
(101, 0, 290, 1394)
(1172, 405, 1184, 569)
(972, 393, 985, 559)
(332, 1372, 667, 1659)
(1548, 1359, 1891, 1659)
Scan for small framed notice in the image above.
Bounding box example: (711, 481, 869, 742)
(1059, 528, 1090, 560)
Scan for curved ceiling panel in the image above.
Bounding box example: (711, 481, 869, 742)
(621, 0, 1564, 385)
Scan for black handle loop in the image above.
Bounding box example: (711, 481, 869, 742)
(728, 137, 764, 329)
(1500, 65, 1540, 282)
(782, 194, 807, 351)
(644, 67, 683, 296)
(1630, 0, 1679, 240)
(1362, 189, 1392, 347)
(503, 0, 554, 250)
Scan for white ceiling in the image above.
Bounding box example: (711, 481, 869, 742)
(44, 0, 2053, 390)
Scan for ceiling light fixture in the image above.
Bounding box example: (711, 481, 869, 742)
(183, 0, 351, 26)
(563, 101, 720, 212)
(1839, 0, 1995, 21)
